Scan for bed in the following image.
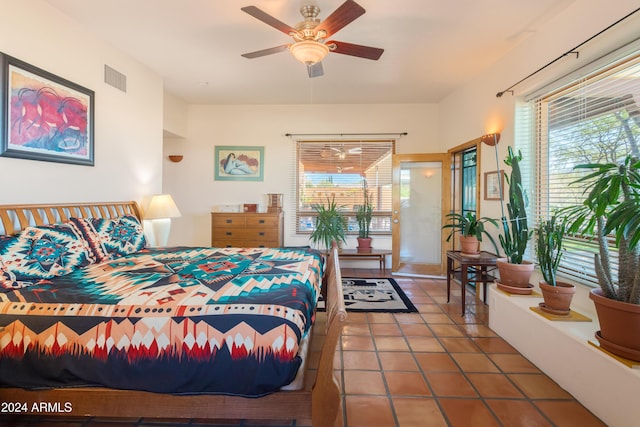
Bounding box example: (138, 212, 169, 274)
(0, 201, 345, 426)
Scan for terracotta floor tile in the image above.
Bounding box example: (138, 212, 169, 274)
(392, 397, 448, 427)
(429, 324, 466, 337)
(509, 374, 573, 399)
(459, 324, 498, 337)
(342, 350, 380, 371)
(451, 353, 500, 373)
(370, 322, 402, 336)
(342, 323, 371, 336)
(414, 353, 460, 373)
(485, 399, 553, 427)
(384, 371, 431, 396)
(407, 336, 446, 352)
(394, 313, 424, 324)
(399, 323, 433, 337)
(534, 400, 606, 426)
(345, 395, 395, 427)
(345, 312, 368, 324)
(439, 337, 481, 353)
(467, 373, 524, 398)
(489, 353, 541, 373)
(438, 398, 500, 427)
(374, 336, 410, 352)
(367, 312, 396, 323)
(343, 370, 387, 395)
(342, 335, 376, 351)
(421, 313, 454, 324)
(424, 372, 478, 397)
(407, 295, 434, 303)
(378, 351, 420, 371)
(416, 303, 443, 313)
(472, 337, 518, 353)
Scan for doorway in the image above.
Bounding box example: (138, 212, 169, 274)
(391, 153, 450, 276)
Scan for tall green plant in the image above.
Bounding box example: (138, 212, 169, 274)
(562, 155, 640, 303)
(310, 195, 347, 250)
(355, 180, 373, 238)
(498, 146, 532, 263)
(535, 215, 566, 286)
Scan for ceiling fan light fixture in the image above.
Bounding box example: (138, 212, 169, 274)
(290, 40, 329, 65)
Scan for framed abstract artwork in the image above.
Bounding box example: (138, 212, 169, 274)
(214, 145, 264, 181)
(484, 170, 504, 200)
(0, 52, 95, 166)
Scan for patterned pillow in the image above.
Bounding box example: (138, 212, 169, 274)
(0, 223, 95, 289)
(70, 215, 146, 262)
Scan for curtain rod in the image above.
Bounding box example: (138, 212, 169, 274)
(496, 7, 640, 98)
(285, 132, 408, 138)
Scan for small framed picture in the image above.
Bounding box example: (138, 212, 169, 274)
(484, 170, 504, 200)
(0, 52, 95, 166)
(214, 145, 264, 181)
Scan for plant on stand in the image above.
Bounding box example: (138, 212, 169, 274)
(496, 146, 534, 293)
(535, 215, 575, 315)
(310, 195, 347, 252)
(562, 155, 640, 360)
(442, 211, 499, 256)
(355, 180, 374, 252)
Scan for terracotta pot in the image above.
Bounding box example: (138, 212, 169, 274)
(539, 281, 575, 313)
(590, 288, 640, 361)
(459, 235, 480, 255)
(357, 237, 372, 252)
(496, 258, 534, 287)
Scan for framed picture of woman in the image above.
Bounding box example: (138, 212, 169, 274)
(214, 146, 264, 181)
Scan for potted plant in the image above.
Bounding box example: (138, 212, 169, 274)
(310, 195, 347, 251)
(535, 215, 575, 315)
(355, 181, 373, 252)
(442, 211, 499, 255)
(496, 146, 534, 292)
(563, 155, 640, 360)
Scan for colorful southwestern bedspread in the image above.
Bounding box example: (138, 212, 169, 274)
(0, 246, 323, 397)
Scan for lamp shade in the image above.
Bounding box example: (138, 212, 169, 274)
(290, 40, 329, 65)
(145, 194, 182, 219)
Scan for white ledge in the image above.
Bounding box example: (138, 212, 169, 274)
(488, 282, 640, 427)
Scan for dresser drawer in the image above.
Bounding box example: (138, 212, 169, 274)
(212, 239, 276, 248)
(211, 216, 246, 228)
(245, 215, 279, 227)
(215, 229, 278, 240)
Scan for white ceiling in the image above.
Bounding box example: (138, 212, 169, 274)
(44, 0, 574, 105)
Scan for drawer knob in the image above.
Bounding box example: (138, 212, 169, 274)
(226, 219, 232, 223)
(259, 219, 265, 224)
(226, 232, 232, 236)
(259, 232, 265, 236)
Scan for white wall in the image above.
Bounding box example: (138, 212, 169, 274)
(0, 0, 164, 205)
(163, 103, 439, 247)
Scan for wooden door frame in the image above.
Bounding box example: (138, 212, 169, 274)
(391, 153, 451, 276)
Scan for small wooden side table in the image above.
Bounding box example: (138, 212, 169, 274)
(337, 248, 392, 271)
(446, 250, 498, 315)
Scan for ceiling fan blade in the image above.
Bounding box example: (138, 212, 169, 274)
(241, 44, 290, 59)
(316, 0, 366, 39)
(307, 62, 324, 78)
(241, 6, 298, 36)
(327, 40, 384, 60)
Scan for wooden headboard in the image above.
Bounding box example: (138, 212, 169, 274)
(0, 201, 142, 236)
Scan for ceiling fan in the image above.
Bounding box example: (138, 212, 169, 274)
(241, 0, 384, 78)
(331, 145, 361, 159)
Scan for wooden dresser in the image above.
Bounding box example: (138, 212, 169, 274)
(210, 211, 284, 248)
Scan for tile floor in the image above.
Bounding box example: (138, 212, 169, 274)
(0, 268, 605, 427)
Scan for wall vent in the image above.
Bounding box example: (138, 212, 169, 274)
(104, 64, 127, 92)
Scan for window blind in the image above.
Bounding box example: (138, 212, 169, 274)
(526, 53, 640, 287)
(296, 139, 395, 235)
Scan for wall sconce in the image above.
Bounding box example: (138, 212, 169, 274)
(168, 155, 183, 163)
(480, 133, 500, 146)
(145, 194, 182, 246)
